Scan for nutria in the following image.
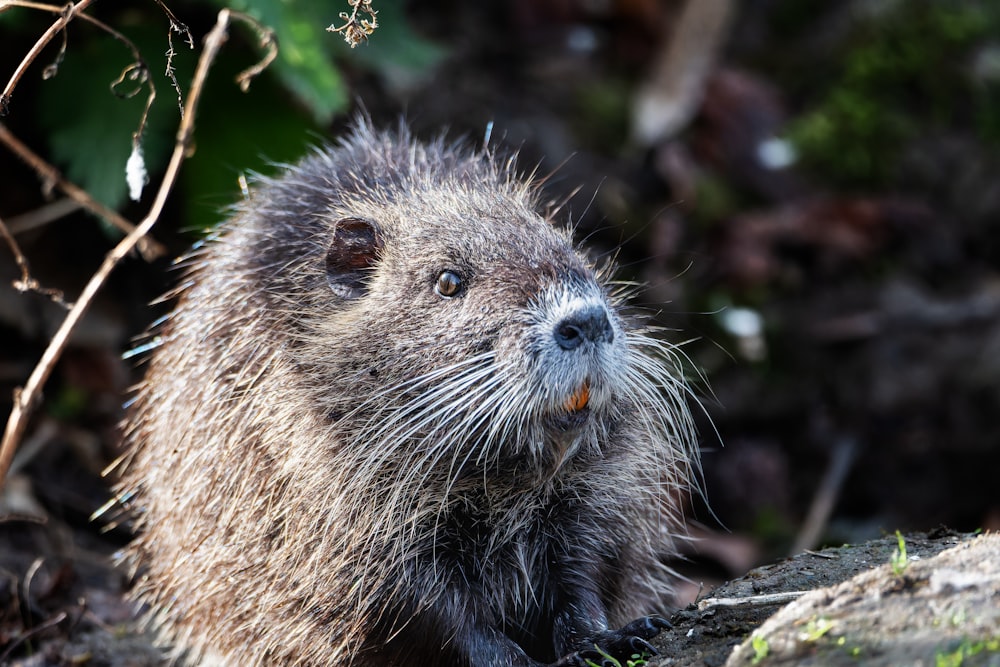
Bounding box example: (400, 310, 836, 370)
(116, 120, 700, 666)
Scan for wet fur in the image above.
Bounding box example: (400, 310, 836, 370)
(118, 121, 699, 666)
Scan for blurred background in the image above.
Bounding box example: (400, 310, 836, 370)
(2, 0, 999, 653)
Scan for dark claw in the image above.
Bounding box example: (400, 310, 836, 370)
(621, 614, 672, 638)
(651, 614, 672, 630)
(625, 636, 658, 657)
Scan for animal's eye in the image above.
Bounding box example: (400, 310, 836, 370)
(435, 270, 462, 298)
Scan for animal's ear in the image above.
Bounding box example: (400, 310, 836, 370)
(326, 217, 383, 299)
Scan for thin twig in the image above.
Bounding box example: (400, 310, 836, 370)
(0, 214, 69, 307)
(0, 8, 274, 490)
(4, 197, 81, 234)
(0, 610, 67, 663)
(0, 122, 165, 259)
(0, 0, 97, 112)
(802, 549, 837, 559)
(790, 437, 857, 555)
(697, 591, 806, 611)
(152, 0, 195, 50)
(151, 0, 195, 117)
(3, 0, 160, 210)
(229, 11, 278, 92)
(4, 1, 152, 83)
(6, 0, 160, 115)
(157, 0, 195, 117)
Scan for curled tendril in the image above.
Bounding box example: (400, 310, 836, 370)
(110, 61, 150, 99)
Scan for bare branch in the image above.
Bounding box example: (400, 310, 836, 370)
(2, 1, 157, 118)
(1, 0, 96, 113)
(0, 610, 69, 663)
(697, 591, 806, 611)
(4, 198, 81, 234)
(789, 437, 857, 555)
(229, 11, 278, 92)
(0, 214, 69, 307)
(3, 0, 161, 207)
(0, 122, 165, 259)
(152, 0, 196, 116)
(39, 2, 69, 80)
(0, 8, 278, 490)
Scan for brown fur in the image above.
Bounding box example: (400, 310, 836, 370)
(117, 121, 699, 666)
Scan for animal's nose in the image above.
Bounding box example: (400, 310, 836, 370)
(553, 305, 614, 350)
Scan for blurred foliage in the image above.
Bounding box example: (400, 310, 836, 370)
(341, 1, 446, 90)
(36, 24, 180, 219)
(47, 386, 88, 421)
(10, 0, 444, 231)
(219, 0, 350, 123)
(174, 46, 319, 233)
(784, 1, 1000, 188)
(572, 78, 632, 154)
(691, 174, 740, 227)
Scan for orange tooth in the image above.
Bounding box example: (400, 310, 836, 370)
(564, 381, 590, 412)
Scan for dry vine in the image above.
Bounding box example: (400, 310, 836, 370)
(328, 0, 378, 47)
(0, 213, 67, 307)
(152, 0, 195, 116)
(0, 5, 278, 489)
(0, 122, 165, 259)
(0, 0, 165, 258)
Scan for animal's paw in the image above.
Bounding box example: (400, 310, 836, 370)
(550, 616, 671, 666)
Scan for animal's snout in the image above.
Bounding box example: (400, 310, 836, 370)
(553, 305, 614, 351)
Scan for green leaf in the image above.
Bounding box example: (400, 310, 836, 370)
(34, 15, 320, 230)
(36, 27, 179, 213)
(178, 55, 317, 233)
(215, 0, 349, 123)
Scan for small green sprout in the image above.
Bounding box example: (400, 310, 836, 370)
(751, 633, 770, 664)
(803, 617, 834, 642)
(836, 636, 863, 659)
(890, 530, 908, 575)
(583, 645, 651, 667)
(936, 637, 1000, 666)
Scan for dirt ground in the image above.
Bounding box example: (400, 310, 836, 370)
(656, 530, 1000, 667)
(3, 516, 995, 665)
